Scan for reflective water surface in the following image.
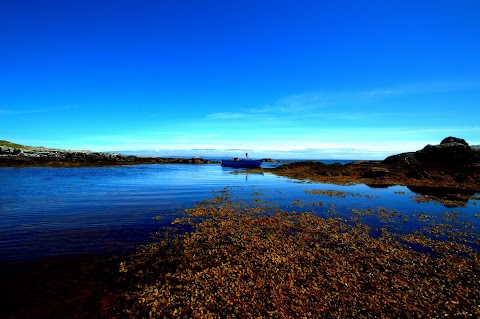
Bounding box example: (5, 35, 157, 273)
(1, 164, 479, 265)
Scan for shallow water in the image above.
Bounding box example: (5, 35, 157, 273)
(1, 164, 479, 265)
(1, 163, 480, 318)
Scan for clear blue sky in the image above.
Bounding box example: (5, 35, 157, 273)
(1, 0, 479, 159)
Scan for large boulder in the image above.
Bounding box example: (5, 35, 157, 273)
(363, 167, 390, 178)
(413, 137, 480, 165)
(0, 146, 24, 156)
(440, 136, 468, 146)
(383, 152, 420, 165)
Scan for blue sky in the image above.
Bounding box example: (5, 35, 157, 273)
(1, 0, 479, 159)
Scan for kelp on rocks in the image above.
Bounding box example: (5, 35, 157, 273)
(114, 195, 480, 318)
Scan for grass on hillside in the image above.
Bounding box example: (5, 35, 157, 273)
(0, 140, 28, 149)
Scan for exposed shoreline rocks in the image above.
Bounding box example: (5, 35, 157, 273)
(0, 145, 217, 167)
(384, 136, 480, 165)
(265, 137, 480, 191)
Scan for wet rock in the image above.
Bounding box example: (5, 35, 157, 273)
(384, 137, 480, 166)
(350, 160, 371, 165)
(406, 170, 423, 180)
(440, 136, 468, 146)
(383, 152, 420, 165)
(363, 167, 390, 178)
(414, 141, 480, 165)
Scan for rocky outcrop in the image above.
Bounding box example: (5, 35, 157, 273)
(0, 146, 25, 156)
(413, 137, 480, 165)
(383, 152, 420, 165)
(1, 146, 130, 161)
(383, 137, 480, 166)
(440, 136, 468, 145)
(362, 167, 390, 178)
(0, 146, 217, 167)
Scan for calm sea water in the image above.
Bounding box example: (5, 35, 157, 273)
(1, 163, 479, 265)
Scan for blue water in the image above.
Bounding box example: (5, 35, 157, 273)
(1, 164, 479, 264)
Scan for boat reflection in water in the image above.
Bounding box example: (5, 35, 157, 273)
(221, 153, 263, 168)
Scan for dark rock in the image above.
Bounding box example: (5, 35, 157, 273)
(350, 160, 369, 165)
(363, 167, 390, 178)
(453, 173, 469, 183)
(413, 142, 480, 165)
(406, 170, 423, 180)
(314, 170, 329, 176)
(0, 145, 218, 167)
(440, 136, 468, 146)
(349, 160, 383, 165)
(384, 137, 480, 166)
(383, 152, 420, 165)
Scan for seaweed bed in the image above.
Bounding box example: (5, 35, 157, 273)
(261, 161, 480, 190)
(107, 188, 480, 318)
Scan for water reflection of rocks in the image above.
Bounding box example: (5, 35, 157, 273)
(365, 184, 391, 188)
(408, 186, 480, 207)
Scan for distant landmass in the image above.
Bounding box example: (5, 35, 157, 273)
(0, 140, 218, 167)
(1, 138, 479, 168)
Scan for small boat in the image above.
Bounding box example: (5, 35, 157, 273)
(221, 153, 263, 168)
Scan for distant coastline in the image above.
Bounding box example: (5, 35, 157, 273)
(0, 140, 218, 167)
(0, 140, 362, 167)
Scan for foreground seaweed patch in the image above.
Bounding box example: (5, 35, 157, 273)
(351, 208, 409, 224)
(411, 194, 470, 208)
(305, 189, 378, 199)
(266, 160, 480, 190)
(113, 195, 480, 318)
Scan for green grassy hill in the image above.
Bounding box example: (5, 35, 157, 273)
(0, 140, 29, 149)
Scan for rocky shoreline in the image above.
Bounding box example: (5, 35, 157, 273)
(3, 137, 480, 191)
(0, 145, 217, 167)
(265, 136, 480, 191)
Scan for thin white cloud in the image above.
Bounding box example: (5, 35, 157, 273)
(364, 89, 403, 97)
(206, 79, 480, 124)
(207, 112, 252, 120)
(206, 88, 406, 121)
(253, 94, 329, 113)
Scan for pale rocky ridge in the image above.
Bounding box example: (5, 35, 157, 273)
(0, 144, 217, 166)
